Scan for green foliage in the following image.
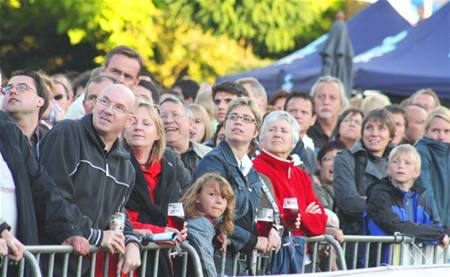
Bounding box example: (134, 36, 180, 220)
(0, 0, 341, 85)
(167, 0, 335, 53)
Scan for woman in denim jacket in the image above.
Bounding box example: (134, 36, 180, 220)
(193, 97, 281, 274)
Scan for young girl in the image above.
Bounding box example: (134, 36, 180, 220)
(181, 173, 235, 277)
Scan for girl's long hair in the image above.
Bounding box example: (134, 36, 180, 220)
(181, 173, 235, 234)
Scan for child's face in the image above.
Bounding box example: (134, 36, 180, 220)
(387, 154, 420, 188)
(197, 182, 228, 219)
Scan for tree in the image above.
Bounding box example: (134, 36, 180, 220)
(166, 0, 338, 54)
(0, 0, 340, 85)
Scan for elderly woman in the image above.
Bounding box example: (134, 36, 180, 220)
(253, 111, 328, 237)
(333, 109, 395, 235)
(332, 108, 364, 150)
(194, 97, 281, 275)
(415, 106, 450, 227)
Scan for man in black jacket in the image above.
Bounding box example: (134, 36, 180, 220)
(39, 84, 141, 274)
(0, 111, 90, 275)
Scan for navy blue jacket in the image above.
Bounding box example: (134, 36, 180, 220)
(366, 178, 447, 243)
(193, 140, 263, 251)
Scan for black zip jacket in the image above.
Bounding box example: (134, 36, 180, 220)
(39, 114, 139, 246)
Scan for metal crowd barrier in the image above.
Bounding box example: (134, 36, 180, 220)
(1, 250, 42, 277)
(342, 234, 415, 269)
(1, 241, 203, 277)
(342, 234, 450, 269)
(216, 234, 450, 276)
(217, 235, 346, 276)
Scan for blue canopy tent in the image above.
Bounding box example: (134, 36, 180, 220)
(217, 0, 411, 96)
(354, 2, 450, 99)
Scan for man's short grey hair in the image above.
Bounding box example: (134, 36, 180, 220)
(260, 111, 300, 147)
(159, 95, 194, 119)
(236, 77, 267, 100)
(411, 88, 441, 107)
(85, 75, 118, 97)
(310, 75, 349, 111)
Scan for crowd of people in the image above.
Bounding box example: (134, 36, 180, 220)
(1, 45, 449, 276)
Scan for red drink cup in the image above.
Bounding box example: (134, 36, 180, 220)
(168, 202, 185, 231)
(167, 215, 185, 231)
(257, 219, 273, 237)
(256, 208, 274, 237)
(282, 198, 299, 230)
(282, 208, 299, 230)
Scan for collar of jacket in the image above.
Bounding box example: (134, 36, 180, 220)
(190, 140, 212, 158)
(81, 114, 130, 160)
(379, 177, 425, 197)
(416, 136, 450, 152)
(217, 140, 242, 168)
(258, 150, 295, 179)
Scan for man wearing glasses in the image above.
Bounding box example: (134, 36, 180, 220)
(1, 70, 51, 155)
(39, 84, 141, 274)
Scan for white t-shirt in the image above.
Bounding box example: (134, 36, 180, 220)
(64, 93, 85, 120)
(0, 151, 17, 235)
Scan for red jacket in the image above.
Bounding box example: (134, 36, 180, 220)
(253, 151, 327, 236)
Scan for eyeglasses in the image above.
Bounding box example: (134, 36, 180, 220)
(343, 117, 362, 126)
(227, 113, 256, 124)
(97, 97, 133, 115)
(1, 83, 36, 95)
(160, 112, 186, 121)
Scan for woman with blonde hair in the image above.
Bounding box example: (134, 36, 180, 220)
(415, 106, 450, 227)
(190, 104, 213, 143)
(123, 102, 191, 276)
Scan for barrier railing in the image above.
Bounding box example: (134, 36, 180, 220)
(342, 234, 415, 269)
(302, 235, 347, 272)
(1, 250, 42, 277)
(342, 234, 450, 269)
(217, 235, 346, 276)
(11, 241, 203, 277)
(216, 234, 450, 276)
(3, 235, 448, 276)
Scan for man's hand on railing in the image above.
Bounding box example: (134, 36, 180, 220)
(102, 230, 125, 254)
(62, 235, 90, 256)
(1, 229, 24, 261)
(117, 242, 141, 274)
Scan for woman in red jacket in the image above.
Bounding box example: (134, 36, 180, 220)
(253, 111, 328, 237)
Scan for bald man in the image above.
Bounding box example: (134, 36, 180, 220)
(39, 84, 141, 274)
